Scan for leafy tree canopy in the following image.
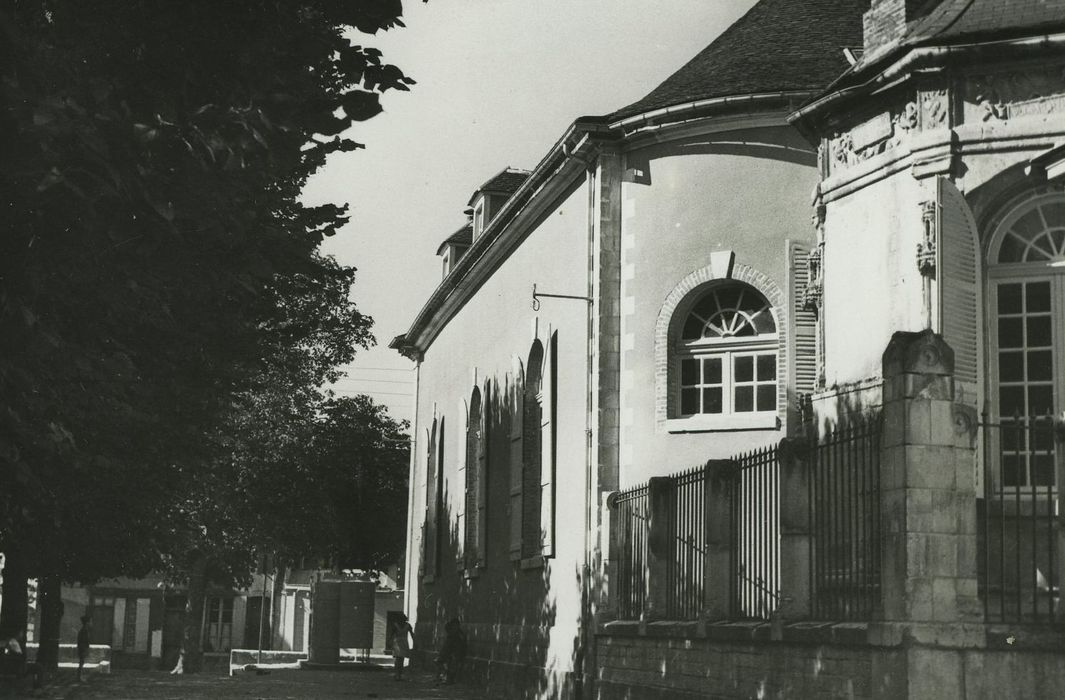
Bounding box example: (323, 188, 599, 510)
(0, 0, 414, 592)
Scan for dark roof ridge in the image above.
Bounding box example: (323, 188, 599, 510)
(435, 223, 472, 256)
(852, 0, 1065, 75)
(609, 0, 864, 122)
(466, 166, 532, 207)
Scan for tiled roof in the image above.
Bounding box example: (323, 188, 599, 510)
(908, 0, 1065, 45)
(610, 0, 865, 122)
(477, 168, 530, 196)
(436, 223, 472, 256)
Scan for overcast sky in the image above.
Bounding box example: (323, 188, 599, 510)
(302, 0, 758, 424)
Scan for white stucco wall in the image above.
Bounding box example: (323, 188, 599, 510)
(822, 171, 931, 386)
(617, 125, 818, 487)
(408, 179, 591, 678)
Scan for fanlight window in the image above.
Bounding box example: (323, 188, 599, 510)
(676, 283, 778, 418)
(681, 286, 776, 340)
(996, 200, 1065, 263)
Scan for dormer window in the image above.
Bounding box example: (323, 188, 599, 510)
(473, 201, 485, 240)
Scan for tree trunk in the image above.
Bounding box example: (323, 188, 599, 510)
(35, 575, 63, 671)
(0, 549, 29, 641)
(172, 552, 208, 674)
(269, 560, 285, 650)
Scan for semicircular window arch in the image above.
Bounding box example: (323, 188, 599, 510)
(674, 282, 778, 418)
(995, 197, 1065, 264)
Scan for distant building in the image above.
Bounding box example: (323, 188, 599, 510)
(393, 1, 1065, 697)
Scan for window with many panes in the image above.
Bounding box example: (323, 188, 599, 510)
(989, 193, 1065, 489)
(676, 283, 778, 417)
(203, 597, 233, 652)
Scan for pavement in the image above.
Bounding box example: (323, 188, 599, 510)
(2, 665, 488, 700)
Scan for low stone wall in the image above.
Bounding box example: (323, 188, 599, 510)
(595, 622, 873, 700)
(414, 620, 577, 699)
(594, 621, 1065, 700)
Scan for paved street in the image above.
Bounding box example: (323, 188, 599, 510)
(2, 666, 487, 700)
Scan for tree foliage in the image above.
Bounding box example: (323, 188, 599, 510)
(0, 0, 415, 640)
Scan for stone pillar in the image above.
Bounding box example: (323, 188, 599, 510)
(601, 490, 618, 619)
(778, 439, 812, 620)
(703, 461, 734, 620)
(644, 476, 675, 621)
(879, 330, 981, 627)
(591, 149, 623, 497)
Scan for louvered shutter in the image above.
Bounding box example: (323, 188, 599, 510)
(508, 372, 524, 559)
(476, 383, 489, 567)
(424, 421, 438, 577)
(464, 391, 481, 566)
(454, 409, 466, 570)
(936, 177, 984, 492)
(522, 343, 543, 558)
(540, 333, 557, 558)
(937, 177, 983, 387)
(788, 242, 818, 407)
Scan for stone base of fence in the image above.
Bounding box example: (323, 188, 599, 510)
(594, 621, 1065, 700)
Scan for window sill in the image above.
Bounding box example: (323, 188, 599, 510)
(666, 414, 780, 433)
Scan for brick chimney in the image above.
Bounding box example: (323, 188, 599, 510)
(863, 0, 928, 57)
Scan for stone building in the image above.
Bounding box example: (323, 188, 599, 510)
(392, 1, 1065, 697)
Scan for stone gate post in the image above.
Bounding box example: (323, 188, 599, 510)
(880, 329, 981, 627)
(876, 330, 983, 700)
(778, 438, 812, 620)
(645, 476, 675, 620)
(703, 461, 734, 620)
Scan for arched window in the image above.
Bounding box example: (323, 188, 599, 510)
(675, 283, 778, 418)
(521, 342, 544, 558)
(464, 386, 487, 568)
(988, 192, 1065, 488)
(423, 418, 441, 578)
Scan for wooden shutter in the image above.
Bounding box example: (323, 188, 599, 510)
(937, 177, 983, 387)
(476, 382, 489, 567)
(424, 420, 438, 577)
(522, 343, 543, 558)
(787, 242, 818, 406)
(508, 371, 524, 559)
(464, 391, 481, 566)
(455, 405, 466, 570)
(540, 333, 557, 558)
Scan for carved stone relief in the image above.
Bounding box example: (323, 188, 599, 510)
(829, 89, 949, 173)
(920, 89, 949, 129)
(968, 66, 1065, 122)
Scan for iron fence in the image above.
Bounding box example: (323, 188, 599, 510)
(614, 484, 649, 621)
(809, 419, 882, 620)
(665, 464, 708, 620)
(979, 412, 1060, 624)
(610, 419, 883, 623)
(729, 445, 780, 620)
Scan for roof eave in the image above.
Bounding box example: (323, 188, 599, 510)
(610, 90, 822, 136)
(394, 117, 615, 358)
(791, 30, 1065, 131)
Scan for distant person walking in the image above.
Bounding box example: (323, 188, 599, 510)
(391, 613, 414, 681)
(435, 617, 466, 685)
(76, 615, 91, 682)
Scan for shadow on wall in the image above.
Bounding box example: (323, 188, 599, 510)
(415, 379, 569, 700)
(808, 380, 884, 439)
